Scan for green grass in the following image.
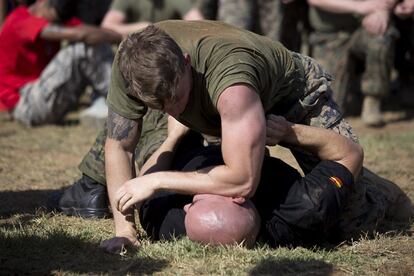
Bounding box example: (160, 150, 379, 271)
(1, 212, 412, 275)
(0, 112, 413, 275)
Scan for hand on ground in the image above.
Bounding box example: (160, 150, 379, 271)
(100, 235, 140, 255)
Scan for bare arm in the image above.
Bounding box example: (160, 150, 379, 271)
(139, 116, 190, 176)
(99, 108, 141, 254)
(115, 84, 266, 213)
(40, 24, 122, 44)
(307, 0, 395, 15)
(101, 10, 150, 37)
(266, 115, 363, 179)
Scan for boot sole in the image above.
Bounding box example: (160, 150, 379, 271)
(60, 207, 110, 219)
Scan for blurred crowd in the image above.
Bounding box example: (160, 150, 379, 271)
(0, 0, 413, 127)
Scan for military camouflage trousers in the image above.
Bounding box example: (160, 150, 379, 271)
(310, 26, 398, 112)
(13, 42, 114, 126)
(78, 108, 168, 185)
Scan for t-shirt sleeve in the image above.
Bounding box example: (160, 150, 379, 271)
(207, 50, 263, 106)
(106, 54, 147, 120)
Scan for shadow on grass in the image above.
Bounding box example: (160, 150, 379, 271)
(0, 231, 169, 274)
(249, 257, 334, 276)
(0, 189, 60, 218)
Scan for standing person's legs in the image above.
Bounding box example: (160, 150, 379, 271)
(257, 0, 281, 41)
(13, 42, 113, 126)
(349, 27, 397, 126)
(310, 32, 354, 113)
(218, 0, 257, 31)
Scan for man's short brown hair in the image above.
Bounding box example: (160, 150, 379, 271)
(117, 25, 185, 110)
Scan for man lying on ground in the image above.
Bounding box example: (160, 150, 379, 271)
(100, 115, 413, 252)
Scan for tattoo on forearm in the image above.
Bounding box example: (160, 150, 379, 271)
(107, 109, 137, 141)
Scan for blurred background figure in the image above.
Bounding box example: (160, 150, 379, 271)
(307, 0, 398, 127)
(196, 0, 310, 52)
(75, 0, 112, 26)
(100, 0, 204, 37)
(1, 0, 34, 26)
(256, 0, 310, 52)
(0, 0, 121, 125)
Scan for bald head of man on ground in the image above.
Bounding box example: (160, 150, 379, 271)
(184, 194, 260, 248)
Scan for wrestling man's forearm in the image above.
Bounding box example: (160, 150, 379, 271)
(284, 123, 363, 178)
(151, 165, 256, 199)
(105, 140, 137, 236)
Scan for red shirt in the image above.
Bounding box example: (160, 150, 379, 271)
(0, 7, 60, 111)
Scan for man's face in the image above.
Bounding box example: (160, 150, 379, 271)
(163, 55, 192, 118)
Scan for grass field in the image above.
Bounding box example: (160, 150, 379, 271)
(0, 109, 413, 275)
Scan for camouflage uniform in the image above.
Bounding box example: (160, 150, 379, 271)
(13, 42, 114, 126)
(310, 22, 398, 113)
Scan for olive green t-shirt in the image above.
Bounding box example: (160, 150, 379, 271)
(309, 7, 360, 33)
(107, 20, 305, 136)
(110, 0, 194, 23)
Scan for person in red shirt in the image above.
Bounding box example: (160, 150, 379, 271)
(0, 0, 122, 125)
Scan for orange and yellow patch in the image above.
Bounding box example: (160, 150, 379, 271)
(329, 176, 343, 188)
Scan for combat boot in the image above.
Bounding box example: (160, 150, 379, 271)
(57, 174, 110, 218)
(361, 96, 385, 127)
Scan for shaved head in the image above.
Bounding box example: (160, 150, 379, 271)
(184, 194, 261, 248)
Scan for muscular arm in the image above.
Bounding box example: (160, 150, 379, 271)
(266, 115, 363, 179)
(101, 10, 150, 37)
(116, 84, 266, 212)
(40, 24, 122, 44)
(102, 108, 142, 251)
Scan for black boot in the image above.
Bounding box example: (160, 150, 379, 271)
(57, 174, 110, 218)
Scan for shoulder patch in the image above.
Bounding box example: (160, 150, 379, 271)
(329, 176, 343, 188)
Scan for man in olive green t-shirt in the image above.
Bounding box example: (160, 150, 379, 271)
(95, 20, 361, 253)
